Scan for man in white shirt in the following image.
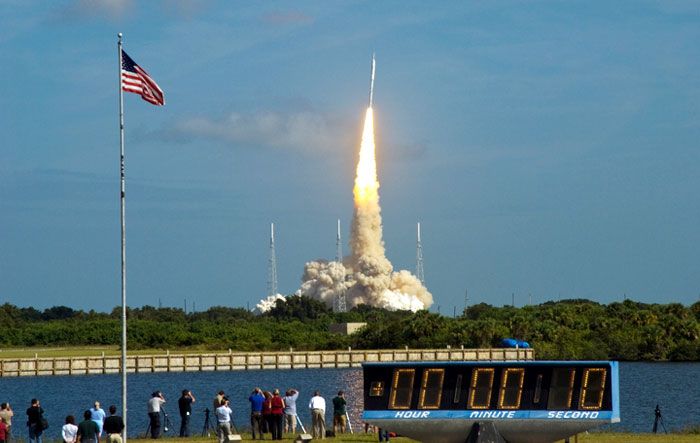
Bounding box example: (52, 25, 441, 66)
(215, 398, 233, 443)
(147, 392, 166, 439)
(308, 391, 326, 440)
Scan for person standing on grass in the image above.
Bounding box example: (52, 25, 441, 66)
(214, 398, 233, 443)
(102, 406, 124, 443)
(76, 410, 99, 443)
(248, 388, 265, 440)
(282, 389, 299, 434)
(269, 389, 285, 440)
(62, 416, 78, 443)
(89, 402, 106, 437)
(0, 417, 8, 443)
(262, 391, 273, 438)
(213, 391, 225, 410)
(308, 391, 326, 440)
(178, 389, 196, 437)
(378, 428, 390, 442)
(0, 403, 13, 442)
(26, 398, 44, 443)
(147, 391, 165, 439)
(332, 391, 347, 435)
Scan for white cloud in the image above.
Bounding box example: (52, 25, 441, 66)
(261, 11, 314, 26)
(50, 0, 134, 22)
(170, 109, 352, 154)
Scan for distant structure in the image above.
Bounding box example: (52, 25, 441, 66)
(267, 223, 278, 297)
(329, 322, 367, 335)
(416, 222, 425, 285)
(334, 219, 348, 313)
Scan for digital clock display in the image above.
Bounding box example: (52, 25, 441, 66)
(365, 363, 612, 412)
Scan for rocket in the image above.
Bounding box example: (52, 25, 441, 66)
(369, 53, 376, 108)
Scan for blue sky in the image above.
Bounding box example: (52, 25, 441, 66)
(1, 0, 699, 312)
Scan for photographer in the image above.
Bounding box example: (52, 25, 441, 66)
(147, 392, 165, 439)
(214, 398, 233, 443)
(248, 388, 264, 440)
(177, 390, 196, 437)
(26, 399, 44, 443)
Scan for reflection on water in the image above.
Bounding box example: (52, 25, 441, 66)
(0, 362, 697, 437)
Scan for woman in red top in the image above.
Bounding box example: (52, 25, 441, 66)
(0, 417, 7, 443)
(269, 389, 286, 440)
(261, 391, 272, 439)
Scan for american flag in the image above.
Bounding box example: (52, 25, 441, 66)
(121, 49, 164, 106)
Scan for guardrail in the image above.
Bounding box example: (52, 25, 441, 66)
(0, 347, 534, 377)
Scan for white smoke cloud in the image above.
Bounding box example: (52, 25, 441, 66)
(255, 293, 286, 314)
(173, 110, 348, 153)
(295, 107, 433, 312)
(295, 257, 431, 312)
(255, 106, 433, 313)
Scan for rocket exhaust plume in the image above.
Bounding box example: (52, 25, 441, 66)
(289, 55, 433, 312)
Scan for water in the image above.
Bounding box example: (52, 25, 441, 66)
(0, 362, 697, 439)
(614, 362, 699, 433)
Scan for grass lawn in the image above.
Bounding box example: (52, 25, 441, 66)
(124, 432, 699, 442)
(573, 433, 700, 442)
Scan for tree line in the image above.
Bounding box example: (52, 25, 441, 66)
(0, 298, 698, 361)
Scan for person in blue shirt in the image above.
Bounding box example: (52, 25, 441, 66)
(283, 389, 299, 434)
(248, 388, 265, 440)
(89, 402, 106, 437)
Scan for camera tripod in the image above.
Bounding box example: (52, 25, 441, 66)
(202, 408, 217, 437)
(653, 404, 667, 434)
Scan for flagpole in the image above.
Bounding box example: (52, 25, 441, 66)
(117, 32, 128, 443)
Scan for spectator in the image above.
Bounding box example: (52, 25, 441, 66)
(89, 402, 106, 437)
(0, 403, 13, 442)
(178, 390, 196, 437)
(332, 391, 347, 435)
(214, 398, 233, 443)
(248, 388, 264, 440)
(0, 417, 8, 443)
(282, 389, 299, 434)
(77, 410, 99, 443)
(308, 391, 326, 440)
(147, 391, 165, 439)
(62, 416, 78, 443)
(262, 391, 273, 438)
(269, 389, 285, 440)
(378, 428, 390, 442)
(26, 399, 44, 443)
(102, 406, 124, 443)
(213, 391, 225, 410)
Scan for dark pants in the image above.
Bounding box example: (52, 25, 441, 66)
(149, 412, 161, 439)
(250, 412, 264, 440)
(270, 414, 283, 440)
(179, 414, 190, 437)
(378, 428, 390, 442)
(28, 424, 43, 443)
(264, 415, 273, 437)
